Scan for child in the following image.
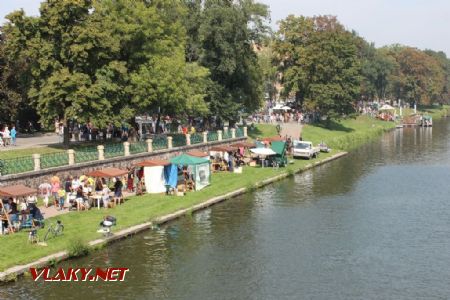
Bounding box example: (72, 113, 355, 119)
(57, 189, 66, 210)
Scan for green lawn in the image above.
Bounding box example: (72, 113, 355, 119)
(0, 151, 336, 272)
(247, 124, 278, 140)
(301, 116, 395, 150)
(248, 105, 449, 151)
(0, 147, 64, 160)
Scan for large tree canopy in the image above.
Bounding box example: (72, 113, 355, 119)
(2, 0, 210, 143)
(274, 15, 361, 120)
(185, 0, 269, 124)
(1, 1, 450, 133)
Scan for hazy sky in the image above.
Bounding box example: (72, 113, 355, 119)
(1, 0, 449, 55)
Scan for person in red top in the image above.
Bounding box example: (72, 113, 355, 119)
(182, 126, 188, 135)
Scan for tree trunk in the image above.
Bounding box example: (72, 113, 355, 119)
(63, 118, 70, 148)
(155, 113, 161, 134)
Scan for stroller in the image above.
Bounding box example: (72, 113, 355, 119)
(97, 215, 116, 236)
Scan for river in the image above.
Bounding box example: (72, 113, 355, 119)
(3, 118, 450, 300)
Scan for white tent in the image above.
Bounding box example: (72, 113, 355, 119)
(272, 104, 291, 111)
(379, 104, 395, 110)
(250, 148, 276, 156)
(135, 160, 171, 194)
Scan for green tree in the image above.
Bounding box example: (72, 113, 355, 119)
(257, 38, 278, 102)
(357, 41, 395, 101)
(3, 0, 210, 142)
(185, 0, 269, 125)
(275, 15, 361, 122)
(384, 46, 446, 105)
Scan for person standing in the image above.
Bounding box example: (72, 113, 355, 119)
(3, 126, 10, 146)
(114, 177, 123, 204)
(58, 123, 64, 143)
(10, 126, 16, 146)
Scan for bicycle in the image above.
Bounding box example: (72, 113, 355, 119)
(44, 220, 64, 241)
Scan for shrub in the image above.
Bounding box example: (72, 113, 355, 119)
(68, 238, 90, 258)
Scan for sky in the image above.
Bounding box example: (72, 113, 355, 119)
(1, 0, 449, 55)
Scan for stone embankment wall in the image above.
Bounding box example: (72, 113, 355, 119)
(0, 137, 246, 188)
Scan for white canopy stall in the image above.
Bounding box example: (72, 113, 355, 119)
(134, 160, 171, 194)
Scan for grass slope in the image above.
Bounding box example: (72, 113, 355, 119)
(0, 152, 335, 271)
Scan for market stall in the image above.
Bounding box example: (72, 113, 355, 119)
(0, 184, 39, 234)
(170, 154, 210, 191)
(134, 160, 172, 194)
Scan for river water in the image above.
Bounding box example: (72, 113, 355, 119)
(3, 119, 450, 300)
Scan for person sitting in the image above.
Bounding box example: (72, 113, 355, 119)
(75, 186, 87, 210)
(28, 203, 44, 228)
(95, 178, 103, 192)
(7, 198, 19, 228)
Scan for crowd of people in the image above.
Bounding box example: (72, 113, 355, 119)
(1, 194, 43, 234)
(40, 174, 128, 211)
(249, 110, 322, 125)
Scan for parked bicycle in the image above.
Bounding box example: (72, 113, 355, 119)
(44, 220, 64, 241)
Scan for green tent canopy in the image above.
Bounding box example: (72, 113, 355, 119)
(170, 154, 210, 191)
(270, 141, 286, 155)
(170, 154, 209, 165)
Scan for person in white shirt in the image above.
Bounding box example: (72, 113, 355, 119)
(223, 151, 229, 163)
(3, 126, 10, 138)
(102, 186, 111, 208)
(72, 177, 80, 191)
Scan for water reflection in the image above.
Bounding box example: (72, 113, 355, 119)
(4, 119, 450, 299)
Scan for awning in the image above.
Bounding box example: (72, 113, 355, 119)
(186, 150, 209, 158)
(261, 136, 284, 142)
(271, 141, 286, 155)
(379, 104, 395, 110)
(85, 167, 129, 178)
(250, 148, 277, 156)
(134, 160, 171, 167)
(0, 184, 37, 197)
(231, 142, 255, 148)
(210, 145, 238, 152)
(170, 154, 209, 165)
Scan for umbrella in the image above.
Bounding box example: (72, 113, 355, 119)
(281, 106, 291, 110)
(250, 148, 277, 156)
(0, 184, 37, 197)
(379, 104, 395, 110)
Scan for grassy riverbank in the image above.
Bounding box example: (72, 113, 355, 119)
(250, 105, 449, 151)
(302, 116, 395, 151)
(1, 105, 448, 274)
(0, 152, 338, 272)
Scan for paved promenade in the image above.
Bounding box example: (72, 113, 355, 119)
(0, 133, 60, 151)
